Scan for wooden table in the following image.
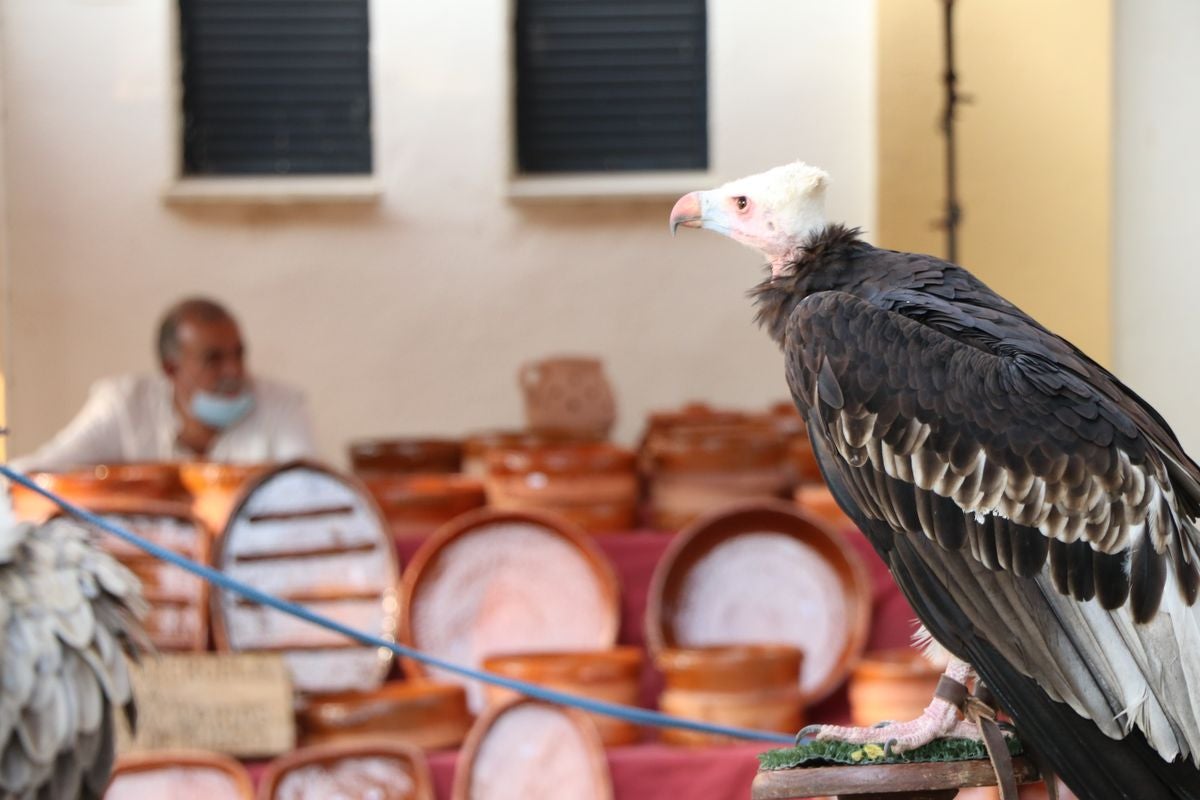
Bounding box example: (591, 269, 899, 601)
(751, 757, 1042, 800)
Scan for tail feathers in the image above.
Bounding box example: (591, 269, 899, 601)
(884, 532, 1200, 800)
(968, 636, 1200, 800)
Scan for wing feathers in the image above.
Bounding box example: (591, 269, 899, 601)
(792, 290, 1190, 618)
(1132, 531, 1168, 624)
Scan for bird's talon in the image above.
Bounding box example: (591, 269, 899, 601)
(795, 724, 825, 745)
(872, 720, 895, 729)
(883, 738, 900, 758)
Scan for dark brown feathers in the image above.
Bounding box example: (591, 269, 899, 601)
(760, 225, 1200, 621)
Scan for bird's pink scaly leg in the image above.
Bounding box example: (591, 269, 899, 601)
(798, 657, 982, 753)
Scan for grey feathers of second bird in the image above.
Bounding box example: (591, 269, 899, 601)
(0, 518, 144, 800)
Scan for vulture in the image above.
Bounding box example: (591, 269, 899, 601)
(670, 162, 1200, 800)
(0, 517, 142, 798)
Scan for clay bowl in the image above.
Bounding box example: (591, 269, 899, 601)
(11, 462, 187, 522)
(106, 749, 254, 799)
(256, 740, 433, 800)
(638, 402, 749, 443)
(793, 483, 856, 532)
(461, 429, 602, 477)
(641, 421, 792, 530)
(451, 698, 612, 800)
(656, 644, 805, 746)
(399, 508, 620, 712)
(297, 680, 473, 751)
(786, 434, 824, 485)
(848, 648, 944, 728)
(482, 647, 644, 746)
(758, 401, 807, 438)
(484, 443, 639, 534)
(646, 501, 871, 705)
(178, 461, 270, 535)
(361, 473, 487, 539)
(641, 421, 786, 474)
(178, 461, 266, 495)
(56, 504, 212, 652)
(656, 643, 803, 694)
(348, 438, 463, 475)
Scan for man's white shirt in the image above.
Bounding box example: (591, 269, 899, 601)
(9, 374, 317, 471)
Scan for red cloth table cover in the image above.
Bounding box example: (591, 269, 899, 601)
(245, 527, 917, 799)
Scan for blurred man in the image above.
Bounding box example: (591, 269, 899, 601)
(10, 297, 316, 470)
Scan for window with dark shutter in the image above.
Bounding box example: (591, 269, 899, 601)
(178, 0, 372, 177)
(515, 0, 708, 174)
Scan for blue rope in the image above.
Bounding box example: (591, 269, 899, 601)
(0, 464, 794, 745)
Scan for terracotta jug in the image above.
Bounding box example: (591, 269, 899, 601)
(519, 356, 616, 438)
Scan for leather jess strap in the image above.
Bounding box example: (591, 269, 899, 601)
(933, 675, 1055, 800)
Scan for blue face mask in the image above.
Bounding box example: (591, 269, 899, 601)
(190, 389, 254, 430)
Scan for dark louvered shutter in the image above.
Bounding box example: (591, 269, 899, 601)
(515, 0, 708, 174)
(179, 0, 372, 176)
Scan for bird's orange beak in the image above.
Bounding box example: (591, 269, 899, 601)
(669, 191, 703, 236)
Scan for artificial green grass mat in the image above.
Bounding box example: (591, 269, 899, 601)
(759, 735, 1023, 771)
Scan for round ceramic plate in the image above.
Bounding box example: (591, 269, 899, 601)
(107, 750, 253, 800)
(258, 741, 433, 800)
(399, 508, 620, 712)
(212, 461, 400, 695)
(646, 500, 871, 703)
(452, 699, 612, 800)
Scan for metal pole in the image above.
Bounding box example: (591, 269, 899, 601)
(941, 0, 962, 263)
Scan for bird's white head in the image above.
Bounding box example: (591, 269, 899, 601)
(669, 161, 830, 276)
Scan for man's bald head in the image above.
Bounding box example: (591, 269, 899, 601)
(156, 295, 248, 423)
(157, 297, 236, 367)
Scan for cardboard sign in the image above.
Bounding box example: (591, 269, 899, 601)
(117, 652, 295, 758)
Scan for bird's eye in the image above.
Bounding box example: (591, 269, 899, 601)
(735, 196, 749, 211)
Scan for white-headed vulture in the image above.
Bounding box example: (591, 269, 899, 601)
(671, 162, 1200, 800)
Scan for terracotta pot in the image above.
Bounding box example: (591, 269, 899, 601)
(848, 649, 943, 728)
(462, 429, 602, 478)
(642, 422, 789, 530)
(643, 421, 785, 473)
(361, 474, 487, 539)
(348, 438, 463, 475)
(11, 462, 187, 523)
(398, 508, 621, 713)
(793, 483, 856, 532)
(655, 645, 805, 746)
(519, 356, 617, 439)
(482, 647, 644, 746)
(256, 740, 434, 800)
(298, 681, 472, 751)
(452, 698, 612, 800)
(646, 501, 871, 705)
(106, 749, 254, 799)
(657, 643, 803, 694)
(639, 403, 748, 444)
(178, 462, 268, 535)
(210, 460, 400, 696)
(484, 443, 638, 534)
